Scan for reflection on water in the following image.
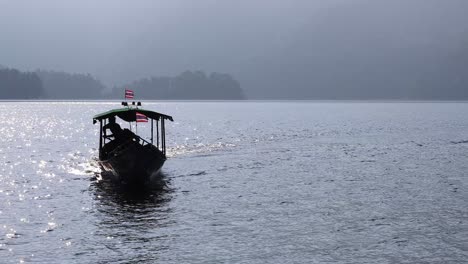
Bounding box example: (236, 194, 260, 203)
(86, 173, 174, 263)
(91, 172, 172, 207)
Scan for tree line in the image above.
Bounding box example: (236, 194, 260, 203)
(36, 70, 105, 99)
(0, 67, 105, 99)
(0, 68, 43, 99)
(0, 66, 245, 100)
(109, 71, 245, 100)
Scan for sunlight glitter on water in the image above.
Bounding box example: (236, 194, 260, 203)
(167, 142, 237, 158)
(0, 102, 467, 263)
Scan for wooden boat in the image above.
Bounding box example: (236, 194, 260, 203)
(93, 102, 173, 184)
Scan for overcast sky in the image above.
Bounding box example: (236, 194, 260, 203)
(0, 0, 341, 84)
(1, 0, 467, 98)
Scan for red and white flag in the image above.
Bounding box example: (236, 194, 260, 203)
(125, 89, 134, 99)
(136, 112, 148, 123)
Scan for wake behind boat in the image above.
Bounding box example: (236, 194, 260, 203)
(93, 97, 173, 184)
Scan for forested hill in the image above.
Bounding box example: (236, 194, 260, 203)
(0, 67, 105, 99)
(36, 70, 105, 99)
(0, 66, 245, 100)
(0, 68, 43, 99)
(109, 71, 245, 100)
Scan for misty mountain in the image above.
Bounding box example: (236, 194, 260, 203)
(110, 71, 244, 100)
(36, 70, 106, 99)
(0, 65, 244, 99)
(0, 68, 43, 99)
(1, 0, 467, 99)
(241, 0, 468, 99)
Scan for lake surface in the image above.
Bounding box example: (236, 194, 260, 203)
(0, 101, 467, 263)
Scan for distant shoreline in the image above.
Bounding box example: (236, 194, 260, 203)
(1, 99, 468, 103)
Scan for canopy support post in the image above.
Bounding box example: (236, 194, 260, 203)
(99, 120, 103, 159)
(162, 118, 166, 155)
(151, 119, 154, 144)
(102, 119, 105, 144)
(156, 119, 159, 149)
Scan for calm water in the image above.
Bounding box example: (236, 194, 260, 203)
(0, 101, 467, 263)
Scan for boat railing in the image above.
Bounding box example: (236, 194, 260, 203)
(135, 134, 151, 146)
(106, 138, 134, 157)
(134, 134, 166, 155)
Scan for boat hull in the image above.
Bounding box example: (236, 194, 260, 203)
(99, 142, 166, 184)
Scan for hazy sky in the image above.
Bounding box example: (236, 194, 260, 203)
(1, 0, 467, 98)
(0, 0, 341, 84)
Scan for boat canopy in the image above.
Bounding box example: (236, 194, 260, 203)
(93, 108, 174, 124)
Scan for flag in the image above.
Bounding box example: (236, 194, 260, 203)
(125, 89, 134, 99)
(136, 112, 148, 122)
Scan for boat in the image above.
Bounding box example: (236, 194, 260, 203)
(92, 102, 173, 184)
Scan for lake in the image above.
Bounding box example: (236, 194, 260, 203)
(0, 101, 467, 263)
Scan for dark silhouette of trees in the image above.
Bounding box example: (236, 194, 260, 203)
(208, 72, 244, 99)
(0, 68, 43, 99)
(36, 70, 105, 99)
(110, 71, 245, 100)
(0, 67, 244, 100)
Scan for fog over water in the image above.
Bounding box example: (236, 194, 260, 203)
(1, 0, 467, 99)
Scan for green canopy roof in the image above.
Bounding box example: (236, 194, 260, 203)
(93, 108, 173, 123)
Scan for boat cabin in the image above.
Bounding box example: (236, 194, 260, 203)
(93, 106, 173, 161)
